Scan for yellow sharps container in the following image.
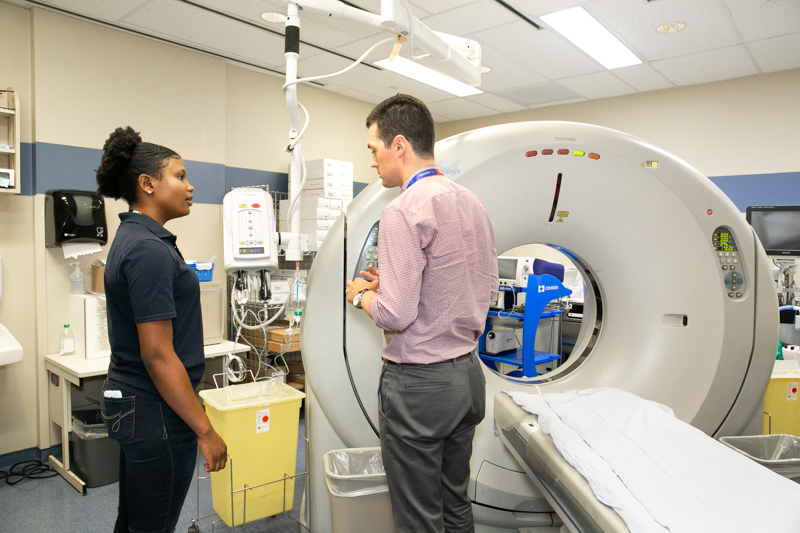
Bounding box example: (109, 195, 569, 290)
(200, 381, 306, 527)
(762, 360, 800, 436)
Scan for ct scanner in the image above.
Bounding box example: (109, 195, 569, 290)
(300, 121, 778, 532)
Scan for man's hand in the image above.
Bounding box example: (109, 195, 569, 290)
(359, 265, 380, 290)
(346, 275, 378, 304)
(198, 429, 228, 472)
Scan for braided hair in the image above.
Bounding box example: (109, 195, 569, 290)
(96, 126, 180, 205)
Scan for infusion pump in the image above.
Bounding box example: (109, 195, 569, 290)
(223, 188, 279, 301)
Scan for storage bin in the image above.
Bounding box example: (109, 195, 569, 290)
(187, 261, 214, 282)
(719, 434, 800, 483)
(323, 447, 397, 533)
(199, 382, 305, 527)
(70, 409, 120, 488)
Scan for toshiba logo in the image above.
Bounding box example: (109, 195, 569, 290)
(554, 136, 576, 142)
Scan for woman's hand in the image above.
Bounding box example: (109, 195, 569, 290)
(198, 429, 228, 472)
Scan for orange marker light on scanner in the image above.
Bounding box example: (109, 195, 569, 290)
(707, 209, 713, 215)
(526, 151, 538, 157)
(588, 153, 600, 160)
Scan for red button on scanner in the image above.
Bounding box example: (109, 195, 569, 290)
(252, 203, 261, 208)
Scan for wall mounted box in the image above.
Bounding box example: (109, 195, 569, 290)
(45, 190, 108, 247)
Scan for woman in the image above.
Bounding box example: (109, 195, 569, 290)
(97, 126, 227, 533)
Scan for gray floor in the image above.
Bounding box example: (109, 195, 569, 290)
(0, 418, 307, 533)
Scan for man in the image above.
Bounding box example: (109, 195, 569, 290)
(346, 94, 498, 533)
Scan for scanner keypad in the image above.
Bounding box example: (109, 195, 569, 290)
(712, 227, 745, 299)
(355, 222, 380, 280)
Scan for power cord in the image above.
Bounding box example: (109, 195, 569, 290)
(0, 460, 58, 485)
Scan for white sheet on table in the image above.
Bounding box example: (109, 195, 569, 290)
(504, 388, 800, 533)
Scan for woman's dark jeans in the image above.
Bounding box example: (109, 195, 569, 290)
(102, 380, 197, 533)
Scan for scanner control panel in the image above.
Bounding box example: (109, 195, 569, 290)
(712, 226, 745, 299)
(355, 221, 380, 280)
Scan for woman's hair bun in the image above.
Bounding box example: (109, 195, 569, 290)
(96, 126, 142, 199)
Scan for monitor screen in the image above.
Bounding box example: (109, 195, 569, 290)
(746, 206, 800, 257)
(498, 257, 518, 281)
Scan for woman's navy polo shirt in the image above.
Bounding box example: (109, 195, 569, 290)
(105, 212, 204, 401)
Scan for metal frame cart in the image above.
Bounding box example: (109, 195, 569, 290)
(479, 274, 572, 378)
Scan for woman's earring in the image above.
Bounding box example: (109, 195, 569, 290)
(148, 190, 153, 194)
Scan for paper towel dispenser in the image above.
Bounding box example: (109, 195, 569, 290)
(45, 190, 108, 248)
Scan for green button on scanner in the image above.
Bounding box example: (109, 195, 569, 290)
(574, 150, 585, 157)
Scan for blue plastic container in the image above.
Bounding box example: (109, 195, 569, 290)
(188, 262, 214, 282)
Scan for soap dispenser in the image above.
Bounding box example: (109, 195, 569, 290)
(70, 263, 85, 295)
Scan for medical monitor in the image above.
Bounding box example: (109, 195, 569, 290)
(498, 257, 518, 286)
(746, 205, 800, 257)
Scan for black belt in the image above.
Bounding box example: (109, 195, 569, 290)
(383, 352, 472, 365)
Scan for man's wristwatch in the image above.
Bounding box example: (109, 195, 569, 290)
(353, 289, 369, 309)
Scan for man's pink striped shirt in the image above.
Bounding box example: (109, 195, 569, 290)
(368, 173, 498, 364)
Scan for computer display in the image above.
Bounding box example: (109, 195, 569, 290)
(746, 205, 800, 257)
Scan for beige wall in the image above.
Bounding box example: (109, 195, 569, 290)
(438, 69, 800, 178)
(1, 2, 32, 142)
(31, 8, 227, 164)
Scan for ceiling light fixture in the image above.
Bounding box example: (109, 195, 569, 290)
(540, 6, 641, 70)
(261, 12, 287, 23)
(656, 22, 686, 34)
(374, 56, 483, 97)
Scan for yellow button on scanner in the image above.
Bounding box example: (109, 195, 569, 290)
(573, 150, 585, 157)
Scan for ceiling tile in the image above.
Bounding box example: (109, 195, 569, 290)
(427, 98, 498, 121)
(196, 0, 381, 42)
(498, 82, 581, 106)
(588, 0, 740, 62)
(611, 63, 674, 92)
(558, 71, 637, 100)
(465, 93, 528, 113)
(472, 44, 548, 92)
(124, 0, 288, 67)
(318, 83, 384, 105)
(749, 32, 800, 73)
(475, 21, 605, 79)
(48, 0, 150, 22)
(433, 114, 454, 123)
(651, 45, 759, 86)
(724, 0, 800, 42)
(420, 0, 518, 37)
(409, 0, 482, 15)
(505, 0, 585, 18)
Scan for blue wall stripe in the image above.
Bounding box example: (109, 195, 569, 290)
(709, 171, 800, 212)
(225, 166, 288, 196)
(26, 142, 373, 203)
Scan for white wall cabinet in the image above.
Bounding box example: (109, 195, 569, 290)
(0, 87, 20, 195)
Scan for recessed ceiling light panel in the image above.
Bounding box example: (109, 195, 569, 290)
(261, 12, 287, 23)
(656, 22, 686, 34)
(541, 7, 642, 70)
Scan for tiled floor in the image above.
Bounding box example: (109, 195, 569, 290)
(0, 419, 307, 533)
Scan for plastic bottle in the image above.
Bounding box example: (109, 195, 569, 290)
(60, 324, 75, 356)
(70, 263, 85, 294)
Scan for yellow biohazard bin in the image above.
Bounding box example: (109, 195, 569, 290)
(763, 360, 800, 437)
(200, 381, 305, 527)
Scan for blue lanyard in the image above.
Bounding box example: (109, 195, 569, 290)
(405, 167, 442, 189)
